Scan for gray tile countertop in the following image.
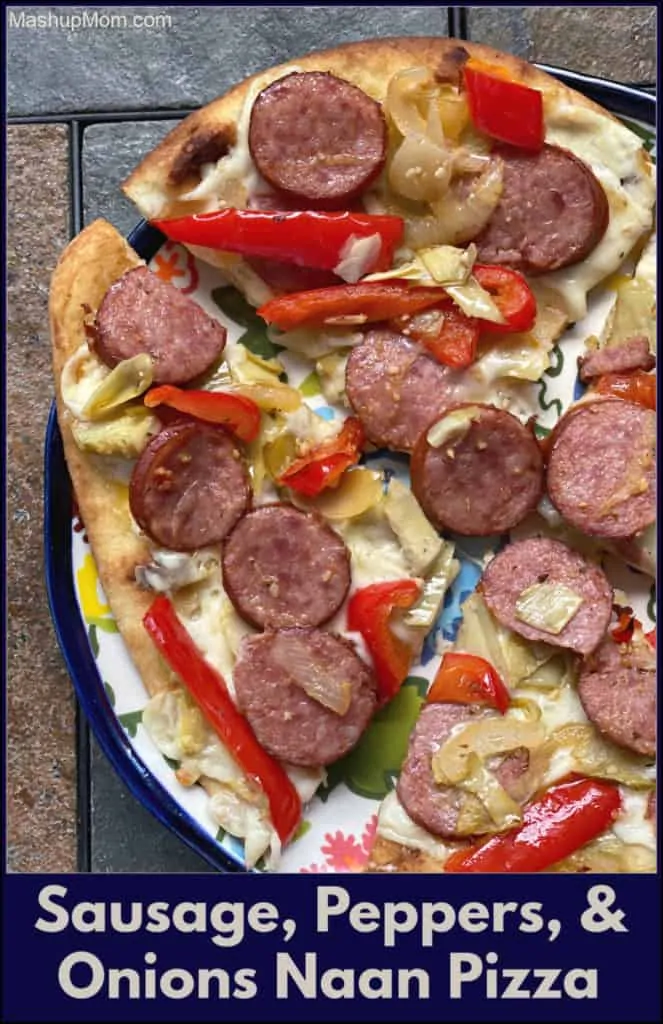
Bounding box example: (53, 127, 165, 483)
(7, 4, 657, 875)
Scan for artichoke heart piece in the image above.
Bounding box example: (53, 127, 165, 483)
(432, 718, 545, 786)
(70, 406, 159, 458)
(514, 582, 583, 635)
(547, 724, 656, 790)
(444, 276, 505, 324)
(403, 543, 459, 629)
(383, 478, 443, 575)
(418, 243, 476, 285)
(81, 353, 154, 420)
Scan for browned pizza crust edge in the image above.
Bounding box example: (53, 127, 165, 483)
(49, 218, 177, 700)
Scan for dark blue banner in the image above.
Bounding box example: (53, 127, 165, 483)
(2, 873, 660, 1021)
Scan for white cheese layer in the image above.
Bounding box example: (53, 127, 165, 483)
(61, 343, 111, 419)
(376, 791, 451, 861)
(180, 64, 304, 207)
(612, 789, 656, 852)
(635, 231, 657, 293)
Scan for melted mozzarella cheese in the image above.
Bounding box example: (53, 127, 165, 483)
(338, 511, 413, 590)
(612, 789, 656, 851)
(539, 102, 656, 320)
(376, 791, 451, 860)
(174, 565, 253, 696)
(61, 343, 111, 419)
(635, 232, 657, 294)
(180, 64, 304, 207)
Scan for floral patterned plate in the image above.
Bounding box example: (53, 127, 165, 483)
(45, 78, 655, 873)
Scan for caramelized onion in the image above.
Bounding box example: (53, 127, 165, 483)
(429, 157, 504, 246)
(386, 66, 435, 137)
(271, 633, 353, 715)
(432, 718, 545, 785)
(388, 133, 453, 202)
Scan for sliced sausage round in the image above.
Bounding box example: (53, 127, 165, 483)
(474, 144, 609, 275)
(547, 398, 656, 539)
(578, 336, 655, 383)
(396, 703, 530, 839)
(246, 258, 341, 294)
(345, 330, 460, 452)
(480, 537, 613, 656)
(232, 628, 377, 767)
(95, 266, 227, 385)
(248, 71, 387, 206)
(129, 421, 250, 550)
(578, 636, 656, 758)
(222, 504, 351, 629)
(411, 403, 544, 536)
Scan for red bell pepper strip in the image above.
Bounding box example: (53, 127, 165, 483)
(611, 606, 640, 645)
(593, 370, 656, 410)
(277, 417, 365, 497)
(347, 580, 421, 703)
(444, 776, 621, 873)
(645, 628, 656, 649)
(258, 282, 449, 332)
(463, 62, 544, 152)
(143, 595, 301, 845)
(144, 385, 261, 443)
(427, 652, 510, 714)
(153, 209, 404, 275)
(399, 303, 481, 369)
(472, 265, 538, 334)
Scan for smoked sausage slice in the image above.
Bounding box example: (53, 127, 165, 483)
(248, 71, 387, 206)
(397, 703, 530, 839)
(130, 421, 250, 550)
(95, 266, 227, 385)
(546, 398, 656, 539)
(475, 144, 609, 275)
(222, 504, 351, 630)
(578, 636, 656, 758)
(233, 628, 377, 767)
(480, 537, 613, 656)
(345, 330, 459, 453)
(410, 404, 544, 536)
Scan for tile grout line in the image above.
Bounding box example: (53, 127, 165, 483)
(448, 5, 468, 39)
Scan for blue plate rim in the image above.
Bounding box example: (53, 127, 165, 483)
(43, 68, 656, 876)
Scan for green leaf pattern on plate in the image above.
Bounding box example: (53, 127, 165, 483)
(211, 285, 283, 360)
(318, 676, 429, 801)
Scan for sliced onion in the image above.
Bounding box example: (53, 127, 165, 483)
(295, 467, 383, 522)
(271, 633, 353, 715)
(437, 89, 470, 142)
(429, 157, 504, 246)
(226, 382, 302, 412)
(455, 754, 523, 830)
(453, 150, 492, 174)
(547, 724, 656, 789)
(385, 66, 434, 137)
(432, 718, 545, 785)
(388, 133, 453, 202)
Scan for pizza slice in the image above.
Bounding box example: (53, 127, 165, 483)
(122, 36, 654, 325)
(50, 35, 656, 872)
(50, 218, 466, 868)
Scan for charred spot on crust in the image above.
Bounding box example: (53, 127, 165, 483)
(168, 124, 236, 185)
(434, 46, 470, 85)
